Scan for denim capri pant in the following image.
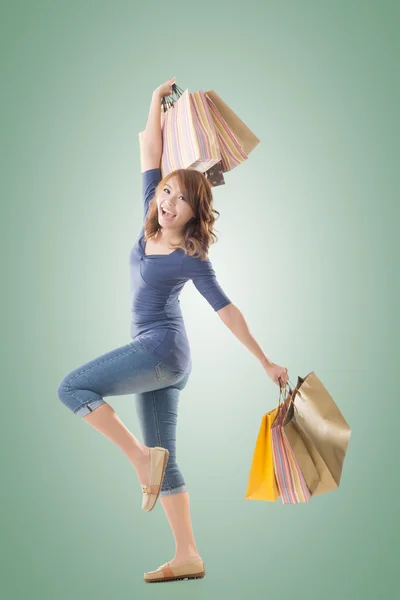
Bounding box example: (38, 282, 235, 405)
(57, 337, 191, 497)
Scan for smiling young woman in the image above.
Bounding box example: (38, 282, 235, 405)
(57, 76, 289, 584)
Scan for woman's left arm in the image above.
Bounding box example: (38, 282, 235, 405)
(140, 76, 176, 173)
(185, 255, 289, 386)
(217, 303, 289, 386)
(217, 303, 271, 366)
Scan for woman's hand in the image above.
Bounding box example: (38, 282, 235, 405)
(262, 361, 289, 388)
(154, 77, 176, 99)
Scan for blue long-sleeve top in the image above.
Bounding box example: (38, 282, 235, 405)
(129, 168, 232, 372)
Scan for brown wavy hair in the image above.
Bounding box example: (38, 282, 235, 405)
(143, 168, 221, 260)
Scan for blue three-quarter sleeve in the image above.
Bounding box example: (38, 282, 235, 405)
(182, 253, 232, 311)
(142, 168, 162, 221)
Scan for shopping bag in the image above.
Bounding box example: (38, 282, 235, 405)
(138, 87, 221, 177)
(244, 406, 280, 501)
(160, 87, 221, 176)
(271, 394, 312, 504)
(205, 95, 248, 172)
(204, 160, 225, 187)
(189, 90, 222, 171)
(282, 398, 321, 495)
(205, 90, 260, 155)
(284, 372, 352, 496)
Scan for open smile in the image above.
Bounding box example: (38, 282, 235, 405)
(161, 207, 177, 220)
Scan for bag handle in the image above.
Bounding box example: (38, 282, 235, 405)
(161, 83, 184, 113)
(172, 83, 184, 97)
(276, 376, 301, 415)
(280, 377, 305, 417)
(276, 380, 289, 414)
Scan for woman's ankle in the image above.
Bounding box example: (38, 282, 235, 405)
(173, 547, 201, 562)
(132, 444, 150, 478)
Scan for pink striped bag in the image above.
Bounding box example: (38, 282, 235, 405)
(271, 393, 312, 504)
(160, 89, 221, 177)
(205, 95, 248, 172)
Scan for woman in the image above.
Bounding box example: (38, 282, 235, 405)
(57, 76, 289, 583)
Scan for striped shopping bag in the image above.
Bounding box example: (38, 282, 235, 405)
(205, 90, 260, 155)
(271, 392, 312, 504)
(138, 88, 220, 177)
(160, 87, 221, 177)
(282, 391, 321, 495)
(189, 91, 222, 172)
(205, 94, 248, 172)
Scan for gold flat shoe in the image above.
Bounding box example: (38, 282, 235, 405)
(144, 558, 205, 583)
(141, 447, 169, 512)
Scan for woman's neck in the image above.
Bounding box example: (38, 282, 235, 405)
(155, 228, 183, 245)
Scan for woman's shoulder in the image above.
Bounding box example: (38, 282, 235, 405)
(142, 168, 162, 189)
(182, 251, 212, 276)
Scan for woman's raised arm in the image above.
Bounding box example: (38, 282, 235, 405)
(140, 77, 176, 173)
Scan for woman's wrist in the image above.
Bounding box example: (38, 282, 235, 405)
(260, 355, 274, 369)
(152, 88, 163, 100)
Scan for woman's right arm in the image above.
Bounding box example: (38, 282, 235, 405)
(140, 77, 176, 173)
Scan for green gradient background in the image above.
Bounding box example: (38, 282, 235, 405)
(1, 1, 398, 598)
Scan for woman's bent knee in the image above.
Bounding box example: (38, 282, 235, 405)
(57, 372, 106, 418)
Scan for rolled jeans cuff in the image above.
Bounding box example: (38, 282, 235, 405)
(74, 399, 107, 418)
(159, 483, 188, 497)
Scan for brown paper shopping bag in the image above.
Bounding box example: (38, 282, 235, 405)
(283, 372, 351, 496)
(205, 90, 260, 155)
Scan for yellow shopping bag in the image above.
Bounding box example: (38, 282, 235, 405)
(245, 406, 280, 501)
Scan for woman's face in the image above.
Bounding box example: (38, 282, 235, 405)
(156, 175, 195, 231)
